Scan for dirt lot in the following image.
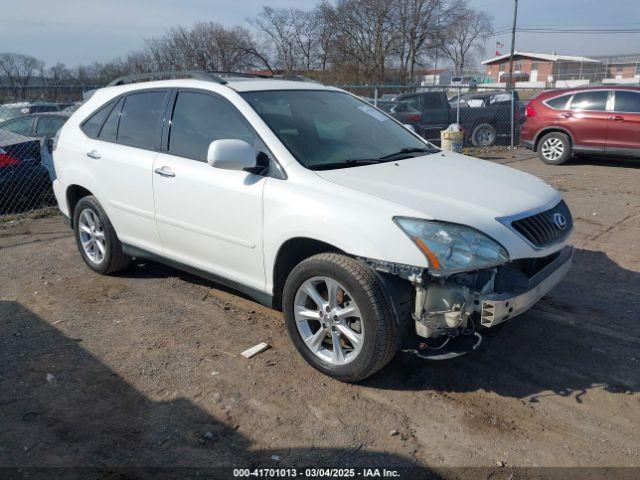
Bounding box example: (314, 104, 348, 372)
(1, 148, 639, 477)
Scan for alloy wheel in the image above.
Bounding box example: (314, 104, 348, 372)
(78, 208, 106, 264)
(541, 137, 564, 161)
(293, 276, 364, 365)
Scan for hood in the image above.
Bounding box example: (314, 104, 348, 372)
(314, 151, 559, 229)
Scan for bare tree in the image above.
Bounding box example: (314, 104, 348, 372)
(0, 53, 44, 98)
(252, 7, 299, 72)
(439, 8, 492, 74)
(144, 22, 271, 73)
(322, 0, 397, 82)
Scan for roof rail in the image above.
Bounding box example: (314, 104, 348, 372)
(107, 71, 228, 87)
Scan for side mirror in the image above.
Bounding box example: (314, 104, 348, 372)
(207, 139, 256, 171)
(403, 124, 416, 133)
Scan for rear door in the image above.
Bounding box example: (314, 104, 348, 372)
(84, 89, 168, 253)
(152, 89, 267, 291)
(606, 90, 640, 153)
(565, 90, 610, 150)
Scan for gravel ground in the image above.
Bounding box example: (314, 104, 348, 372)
(1, 148, 639, 478)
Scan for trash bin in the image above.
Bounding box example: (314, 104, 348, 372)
(440, 124, 463, 153)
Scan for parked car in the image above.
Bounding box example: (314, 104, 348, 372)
(52, 71, 573, 382)
(0, 102, 64, 123)
(0, 112, 70, 139)
(521, 86, 640, 165)
(389, 90, 520, 146)
(0, 131, 50, 208)
(62, 102, 84, 113)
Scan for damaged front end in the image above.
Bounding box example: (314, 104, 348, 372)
(363, 245, 573, 360)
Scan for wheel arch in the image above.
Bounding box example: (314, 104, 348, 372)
(534, 127, 574, 151)
(271, 237, 344, 310)
(66, 184, 94, 228)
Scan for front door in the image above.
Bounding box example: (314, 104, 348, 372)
(606, 90, 640, 152)
(152, 90, 267, 291)
(565, 89, 611, 149)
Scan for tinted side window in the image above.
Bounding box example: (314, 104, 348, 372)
(99, 98, 124, 141)
(545, 94, 571, 109)
(117, 91, 166, 149)
(422, 94, 444, 109)
(614, 91, 640, 113)
(400, 95, 421, 110)
(569, 91, 608, 111)
(81, 100, 115, 137)
(35, 116, 67, 136)
(169, 92, 258, 161)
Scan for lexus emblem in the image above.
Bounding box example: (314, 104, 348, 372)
(552, 212, 567, 230)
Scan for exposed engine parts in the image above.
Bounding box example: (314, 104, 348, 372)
(363, 246, 573, 353)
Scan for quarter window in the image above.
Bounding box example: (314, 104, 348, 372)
(168, 91, 258, 161)
(117, 91, 166, 149)
(545, 94, 571, 110)
(81, 100, 115, 138)
(569, 91, 608, 111)
(614, 91, 640, 113)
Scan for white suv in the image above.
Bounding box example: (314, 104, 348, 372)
(52, 72, 573, 381)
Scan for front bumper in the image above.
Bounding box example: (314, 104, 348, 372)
(480, 246, 573, 327)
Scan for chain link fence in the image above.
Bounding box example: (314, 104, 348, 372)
(0, 83, 549, 224)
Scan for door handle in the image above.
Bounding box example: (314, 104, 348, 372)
(609, 115, 624, 121)
(154, 166, 175, 178)
(86, 150, 101, 159)
(560, 113, 572, 118)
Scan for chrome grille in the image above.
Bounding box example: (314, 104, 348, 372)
(510, 200, 572, 248)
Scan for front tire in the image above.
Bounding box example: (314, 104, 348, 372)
(537, 132, 571, 165)
(282, 253, 397, 382)
(73, 195, 131, 274)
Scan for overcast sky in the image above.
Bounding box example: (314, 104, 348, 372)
(1, 0, 639, 67)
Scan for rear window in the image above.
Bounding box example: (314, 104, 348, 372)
(569, 91, 608, 111)
(614, 90, 640, 113)
(545, 94, 571, 110)
(1, 117, 34, 136)
(116, 91, 166, 149)
(35, 116, 67, 136)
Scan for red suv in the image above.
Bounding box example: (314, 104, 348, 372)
(521, 86, 640, 165)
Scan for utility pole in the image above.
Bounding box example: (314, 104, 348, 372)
(507, 0, 519, 89)
(507, 0, 518, 149)
(432, 0, 441, 85)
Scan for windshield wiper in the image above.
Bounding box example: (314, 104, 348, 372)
(378, 147, 435, 161)
(309, 158, 382, 170)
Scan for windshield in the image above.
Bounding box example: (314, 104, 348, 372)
(240, 90, 437, 170)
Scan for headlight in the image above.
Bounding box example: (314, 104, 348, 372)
(394, 217, 509, 274)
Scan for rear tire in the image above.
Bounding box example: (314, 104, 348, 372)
(73, 195, 131, 275)
(282, 253, 397, 382)
(537, 132, 571, 165)
(471, 123, 497, 147)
